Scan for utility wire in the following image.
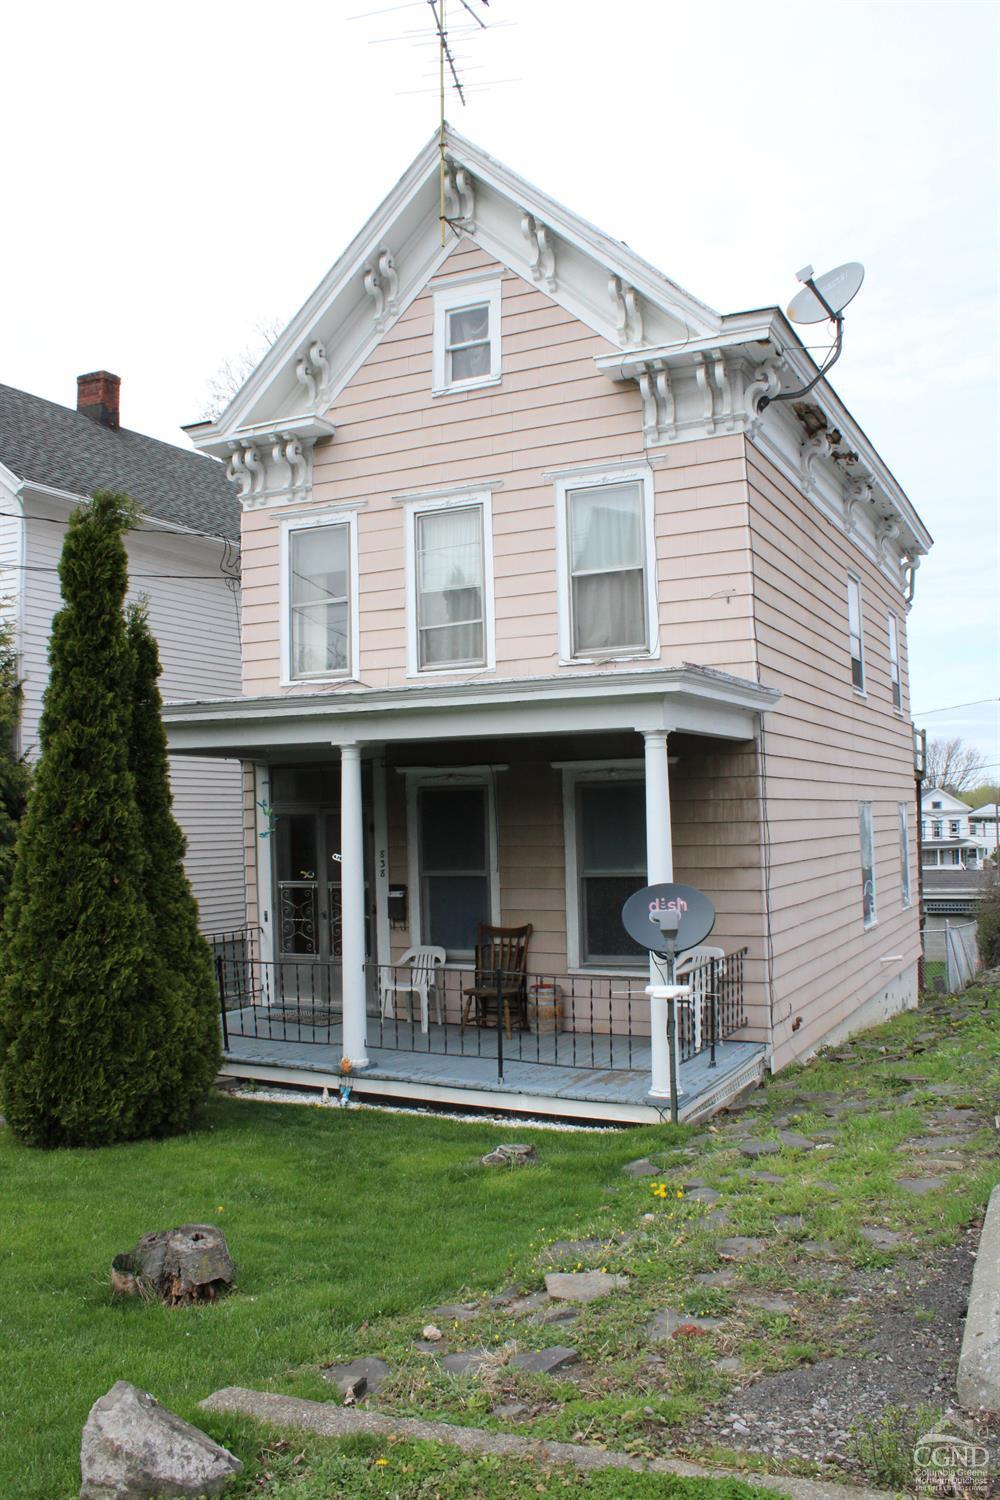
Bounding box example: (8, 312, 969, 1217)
(912, 698, 999, 716)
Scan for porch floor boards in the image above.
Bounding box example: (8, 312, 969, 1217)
(221, 1008, 767, 1121)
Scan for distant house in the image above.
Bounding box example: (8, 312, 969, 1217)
(163, 128, 932, 1122)
(967, 801, 999, 863)
(0, 372, 245, 933)
(919, 787, 989, 870)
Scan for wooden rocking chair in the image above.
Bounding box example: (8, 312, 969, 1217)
(461, 922, 533, 1039)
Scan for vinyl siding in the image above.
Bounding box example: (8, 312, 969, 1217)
(19, 498, 245, 934)
(745, 440, 919, 1067)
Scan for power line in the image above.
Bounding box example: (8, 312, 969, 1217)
(912, 697, 1000, 717)
(0, 508, 236, 545)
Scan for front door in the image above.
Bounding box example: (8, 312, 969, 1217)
(274, 809, 343, 968)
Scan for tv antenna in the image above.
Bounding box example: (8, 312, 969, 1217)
(759, 261, 865, 410)
(427, 0, 490, 243)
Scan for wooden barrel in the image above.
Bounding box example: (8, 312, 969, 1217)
(527, 983, 563, 1033)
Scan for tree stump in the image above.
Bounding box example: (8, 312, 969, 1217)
(111, 1225, 234, 1305)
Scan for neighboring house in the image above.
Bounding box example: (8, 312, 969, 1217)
(164, 128, 931, 1122)
(968, 801, 1000, 863)
(0, 373, 245, 933)
(919, 786, 989, 870)
(921, 866, 989, 961)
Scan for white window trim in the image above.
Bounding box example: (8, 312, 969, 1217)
(847, 573, 866, 695)
(432, 276, 502, 396)
(899, 802, 912, 908)
(561, 763, 647, 972)
(279, 507, 361, 687)
(887, 611, 902, 712)
(403, 769, 501, 961)
(403, 490, 496, 678)
(553, 464, 659, 666)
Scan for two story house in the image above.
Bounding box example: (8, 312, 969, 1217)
(165, 129, 931, 1122)
(0, 373, 246, 933)
(920, 787, 989, 870)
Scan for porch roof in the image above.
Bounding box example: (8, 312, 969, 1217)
(163, 665, 781, 759)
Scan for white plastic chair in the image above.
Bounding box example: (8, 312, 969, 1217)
(674, 946, 726, 1053)
(379, 947, 446, 1034)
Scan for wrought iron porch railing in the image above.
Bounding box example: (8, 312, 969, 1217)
(210, 939, 747, 1077)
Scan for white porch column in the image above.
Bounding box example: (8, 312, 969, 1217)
(339, 742, 370, 1068)
(643, 730, 678, 1099)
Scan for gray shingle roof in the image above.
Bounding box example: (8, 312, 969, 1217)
(0, 382, 239, 539)
(922, 868, 989, 892)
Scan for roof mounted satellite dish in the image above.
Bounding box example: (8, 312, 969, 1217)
(787, 262, 865, 325)
(758, 260, 866, 411)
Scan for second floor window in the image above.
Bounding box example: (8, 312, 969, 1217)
(847, 575, 865, 691)
(949, 819, 961, 837)
(565, 479, 652, 657)
(887, 613, 902, 709)
(287, 519, 352, 679)
(932, 819, 943, 838)
(416, 505, 486, 669)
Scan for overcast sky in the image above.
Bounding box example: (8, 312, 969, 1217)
(3, 0, 997, 776)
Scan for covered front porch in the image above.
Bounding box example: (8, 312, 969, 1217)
(168, 665, 780, 1123)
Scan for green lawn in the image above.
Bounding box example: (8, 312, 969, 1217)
(3, 986, 997, 1499)
(0, 1098, 672, 1499)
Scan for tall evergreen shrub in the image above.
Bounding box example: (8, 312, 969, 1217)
(0, 493, 198, 1146)
(126, 602, 220, 1116)
(0, 619, 30, 912)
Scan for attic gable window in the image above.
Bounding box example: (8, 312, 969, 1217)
(432, 277, 502, 394)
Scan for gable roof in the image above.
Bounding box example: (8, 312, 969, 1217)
(0, 381, 239, 539)
(921, 787, 974, 813)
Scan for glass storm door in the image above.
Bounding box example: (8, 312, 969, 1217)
(275, 811, 342, 965)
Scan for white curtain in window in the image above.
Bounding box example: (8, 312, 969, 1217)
(570, 484, 645, 651)
(290, 526, 349, 676)
(417, 506, 484, 666)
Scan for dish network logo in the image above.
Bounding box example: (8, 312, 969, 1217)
(648, 896, 688, 919)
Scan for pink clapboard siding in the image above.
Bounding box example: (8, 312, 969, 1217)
(744, 440, 919, 1068)
(239, 243, 758, 693)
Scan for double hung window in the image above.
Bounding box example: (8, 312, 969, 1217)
(847, 575, 865, 692)
(556, 469, 657, 661)
(887, 613, 902, 709)
(859, 801, 876, 927)
(576, 780, 648, 964)
(416, 783, 493, 958)
(432, 278, 502, 393)
(406, 493, 494, 673)
(284, 515, 355, 681)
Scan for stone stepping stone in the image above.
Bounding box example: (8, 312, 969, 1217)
(544, 1271, 628, 1303)
(717, 1237, 765, 1260)
(542, 1307, 579, 1326)
(646, 1309, 723, 1340)
(738, 1169, 783, 1185)
(536, 1238, 605, 1265)
(799, 1239, 838, 1258)
(693, 1270, 736, 1287)
(505, 1292, 550, 1318)
(430, 1303, 480, 1322)
(742, 1293, 795, 1315)
(740, 1140, 779, 1158)
(623, 1158, 661, 1177)
(682, 1177, 709, 1189)
(511, 1345, 579, 1375)
(716, 1356, 744, 1374)
(773, 1214, 805, 1231)
(901, 1136, 967, 1152)
(898, 1176, 946, 1195)
(321, 1357, 390, 1396)
(915, 1158, 964, 1173)
(441, 1350, 493, 1376)
(413, 1339, 446, 1354)
(928, 1109, 977, 1127)
(704, 1210, 731, 1229)
(778, 1131, 815, 1150)
(685, 1186, 721, 1205)
(489, 1286, 519, 1308)
(859, 1226, 906, 1249)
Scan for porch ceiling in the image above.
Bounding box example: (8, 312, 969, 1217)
(163, 665, 780, 760)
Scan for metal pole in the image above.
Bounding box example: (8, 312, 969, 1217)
(495, 965, 504, 1083)
(216, 955, 229, 1051)
(709, 963, 718, 1069)
(666, 991, 678, 1125)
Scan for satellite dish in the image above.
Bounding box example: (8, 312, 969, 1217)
(787, 262, 865, 324)
(621, 883, 716, 955)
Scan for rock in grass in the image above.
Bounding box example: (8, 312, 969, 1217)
(321, 1357, 390, 1396)
(111, 1226, 233, 1306)
(511, 1345, 580, 1374)
(739, 1140, 779, 1159)
(717, 1237, 765, 1261)
(480, 1143, 538, 1167)
(80, 1381, 241, 1499)
(646, 1309, 722, 1340)
(544, 1271, 628, 1302)
(622, 1157, 661, 1177)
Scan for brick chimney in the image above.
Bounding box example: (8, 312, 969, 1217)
(77, 371, 121, 431)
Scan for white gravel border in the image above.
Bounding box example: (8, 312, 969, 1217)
(228, 1083, 620, 1133)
